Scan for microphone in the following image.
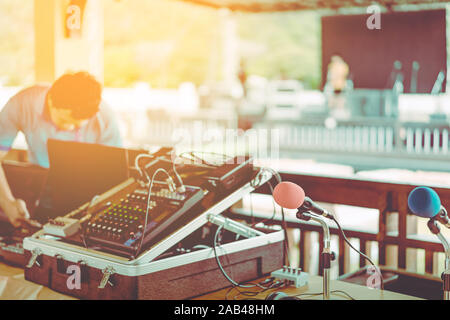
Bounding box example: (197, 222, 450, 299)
(431, 71, 445, 95)
(410, 61, 420, 93)
(408, 187, 450, 228)
(408, 187, 450, 301)
(272, 182, 305, 209)
(273, 182, 334, 219)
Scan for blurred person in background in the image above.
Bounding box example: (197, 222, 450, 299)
(238, 59, 248, 99)
(324, 54, 352, 117)
(0, 72, 122, 227)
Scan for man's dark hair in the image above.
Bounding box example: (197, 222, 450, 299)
(48, 72, 102, 120)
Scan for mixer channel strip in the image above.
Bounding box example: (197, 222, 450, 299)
(84, 182, 204, 257)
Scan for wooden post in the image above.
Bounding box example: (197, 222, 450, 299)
(34, 0, 104, 83)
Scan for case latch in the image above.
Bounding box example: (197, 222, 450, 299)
(98, 266, 115, 289)
(26, 248, 42, 268)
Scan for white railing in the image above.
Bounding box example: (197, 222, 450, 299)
(256, 119, 450, 158)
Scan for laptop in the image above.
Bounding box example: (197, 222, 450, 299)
(0, 162, 48, 232)
(33, 139, 130, 223)
(0, 141, 130, 265)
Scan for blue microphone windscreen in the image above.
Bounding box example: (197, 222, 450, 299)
(408, 187, 441, 218)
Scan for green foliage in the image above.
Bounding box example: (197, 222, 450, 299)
(103, 0, 222, 88)
(0, 0, 322, 89)
(0, 0, 34, 86)
(236, 11, 321, 89)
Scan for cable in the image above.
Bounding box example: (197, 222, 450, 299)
(293, 289, 356, 300)
(263, 181, 291, 266)
(135, 153, 182, 193)
(177, 151, 232, 167)
(249, 182, 277, 228)
(212, 225, 273, 290)
(250, 167, 281, 189)
(134, 167, 173, 257)
(182, 152, 217, 167)
(170, 158, 186, 193)
(213, 225, 252, 288)
(80, 195, 100, 249)
(330, 290, 356, 300)
(225, 278, 285, 300)
(280, 207, 291, 267)
(134, 153, 154, 185)
(249, 192, 255, 226)
(228, 285, 355, 301)
(249, 167, 290, 265)
(331, 216, 385, 291)
(175, 153, 217, 169)
(203, 164, 289, 291)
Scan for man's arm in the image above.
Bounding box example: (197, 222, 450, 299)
(0, 91, 40, 228)
(0, 150, 33, 227)
(0, 151, 15, 204)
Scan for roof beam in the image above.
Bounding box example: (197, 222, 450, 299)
(174, 0, 450, 13)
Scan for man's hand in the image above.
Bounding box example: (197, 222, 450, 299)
(1, 198, 41, 228)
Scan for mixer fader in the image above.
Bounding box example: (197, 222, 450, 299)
(83, 181, 204, 257)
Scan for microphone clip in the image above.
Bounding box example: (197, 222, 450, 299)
(296, 211, 312, 222)
(297, 197, 335, 220)
(428, 207, 450, 233)
(427, 219, 441, 235)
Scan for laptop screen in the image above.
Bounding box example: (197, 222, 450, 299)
(34, 140, 129, 222)
(0, 162, 48, 221)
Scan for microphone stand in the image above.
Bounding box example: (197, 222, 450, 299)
(297, 211, 335, 300)
(427, 218, 450, 300)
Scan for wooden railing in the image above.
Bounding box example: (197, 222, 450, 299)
(227, 171, 450, 278)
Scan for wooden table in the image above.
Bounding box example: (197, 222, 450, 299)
(0, 263, 75, 300)
(0, 262, 423, 300)
(196, 275, 423, 300)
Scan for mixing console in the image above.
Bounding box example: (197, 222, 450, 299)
(83, 182, 204, 257)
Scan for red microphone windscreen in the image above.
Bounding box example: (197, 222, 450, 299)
(273, 182, 305, 209)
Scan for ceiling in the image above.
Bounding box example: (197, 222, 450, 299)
(175, 0, 450, 12)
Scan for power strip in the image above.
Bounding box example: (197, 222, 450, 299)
(271, 266, 309, 288)
(43, 217, 81, 238)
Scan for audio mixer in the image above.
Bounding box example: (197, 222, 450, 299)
(31, 153, 255, 260)
(81, 181, 204, 258)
